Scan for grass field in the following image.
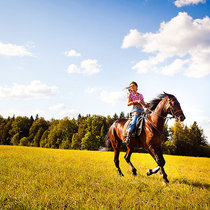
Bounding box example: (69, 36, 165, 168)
(0, 146, 209, 209)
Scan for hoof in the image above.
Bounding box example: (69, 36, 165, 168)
(132, 169, 137, 176)
(147, 169, 152, 176)
(118, 170, 124, 176)
(163, 178, 169, 184)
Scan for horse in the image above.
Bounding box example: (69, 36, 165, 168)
(102, 92, 185, 184)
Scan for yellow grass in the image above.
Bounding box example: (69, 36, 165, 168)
(0, 145, 209, 209)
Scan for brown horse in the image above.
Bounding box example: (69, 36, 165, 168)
(103, 92, 185, 183)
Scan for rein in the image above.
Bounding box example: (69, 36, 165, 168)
(143, 97, 176, 137)
(146, 107, 173, 120)
(145, 116, 165, 138)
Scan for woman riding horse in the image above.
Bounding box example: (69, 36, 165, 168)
(103, 91, 185, 184)
(124, 81, 146, 145)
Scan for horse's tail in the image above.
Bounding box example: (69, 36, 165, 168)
(99, 123, 115, 152)
(99, 133, 110, 152)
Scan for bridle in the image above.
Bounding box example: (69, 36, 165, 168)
(168, 98, 183, 120)
(144, 96, 183, 137)
(146, 97, 178, 120)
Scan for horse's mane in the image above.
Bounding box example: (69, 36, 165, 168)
(145, 92, 174, 113)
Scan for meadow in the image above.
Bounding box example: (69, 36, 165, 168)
(0, 146, 209, 209)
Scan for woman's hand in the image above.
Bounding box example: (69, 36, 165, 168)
(135, 100, 142, 105)
(137, 100, 142, 104)
(132, 100, 141, 105)
(135, 100, 146, 107)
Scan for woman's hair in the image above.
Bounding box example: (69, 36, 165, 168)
(125, 81, 138, 92)
(129, 81, 138, 87)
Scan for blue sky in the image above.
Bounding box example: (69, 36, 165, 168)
(0, 0, 210, 143)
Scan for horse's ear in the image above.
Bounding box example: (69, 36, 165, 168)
(164, 92, 174, 99)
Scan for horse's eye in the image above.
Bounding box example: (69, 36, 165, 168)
(169, 99, 174, 104)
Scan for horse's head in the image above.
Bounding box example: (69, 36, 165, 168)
(164, 92, 185, 121)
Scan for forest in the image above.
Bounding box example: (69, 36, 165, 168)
(0, 113, 209, 157)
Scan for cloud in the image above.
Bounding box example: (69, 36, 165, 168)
(59, 109, 79, 118)
(67, 59, 101, 75)
(100, 90, 125, 106)
(122, 12, 210, 78)
(64, 49, 81, 57)
(49, 103, 79, 118)
(174, 0, 206, 7)
(159, 58, 189, 76)
(49, 103, 67, 111)
(67, 64, 80, 74)
(85, 87, 101, 94)
(121, 29, 145, 49)
(0, 80, 58, 99)
(0, 41, 33, 57)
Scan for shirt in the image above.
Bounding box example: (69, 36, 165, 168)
(127, 91, 144, 103)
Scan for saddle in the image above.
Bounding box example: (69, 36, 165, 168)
(123, 112, 146, 137)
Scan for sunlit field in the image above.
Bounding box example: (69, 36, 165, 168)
(0, 146, 209, 209)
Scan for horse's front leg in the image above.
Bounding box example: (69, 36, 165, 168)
(147, 166, 160, 176)
(159, 166, 169, 184)
(147, 146, 169, 184)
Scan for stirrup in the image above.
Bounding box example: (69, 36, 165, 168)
(124, 134, 131, 145)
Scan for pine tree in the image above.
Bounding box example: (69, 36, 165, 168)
(188, 121, 208, 156)
(119, 112, 125, 119)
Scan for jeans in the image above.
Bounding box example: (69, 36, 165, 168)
(127, 107, 144, 133)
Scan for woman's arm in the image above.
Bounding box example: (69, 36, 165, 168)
(127, 98, 139, 106)
(127, 98, 134, 106)
(137, 100, 146, 107)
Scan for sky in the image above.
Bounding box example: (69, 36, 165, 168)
(0, 0, 210, 143)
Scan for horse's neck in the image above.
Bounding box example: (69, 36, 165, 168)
(150, 98, 167, 130)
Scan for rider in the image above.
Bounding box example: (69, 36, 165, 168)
(124, 81, 146, 144)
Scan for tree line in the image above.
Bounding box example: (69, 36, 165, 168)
(0, 113, 209, 157)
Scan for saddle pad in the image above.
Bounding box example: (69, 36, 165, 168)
(123, 113, 146, 137)
(136, 113, 145, 136)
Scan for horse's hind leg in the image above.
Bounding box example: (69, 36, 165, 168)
(114, 147, 124, 176)
(109, 124, 124, 176)
(124, 147, 137, 176)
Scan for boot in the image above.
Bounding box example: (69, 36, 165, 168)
(124, 132, 132, 145)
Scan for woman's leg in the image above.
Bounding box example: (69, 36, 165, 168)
(124, 113, 138, 144)
(127, 113, 138, 133)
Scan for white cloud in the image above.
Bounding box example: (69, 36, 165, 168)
(49, 103, 67, 111)
(0, 41, 33, 57)
(132, 54, 166, 74)
(174, 0, 206, 7)
(49, 103, 79, 119)
(100, 90, 125, 106)
(67, 59, 101, 75)
(121, 29, 145, 49)
(122, 12, 210, 78)
(64, 49, 81, 57)
(0, 80, 58, 99)
(85, 87, 101, 94)
(159, 58, 189, 76)
(59, 109, 79, 118)
(67, 64, 81, 74)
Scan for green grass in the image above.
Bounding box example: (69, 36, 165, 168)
(0, 146, 209, 209)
